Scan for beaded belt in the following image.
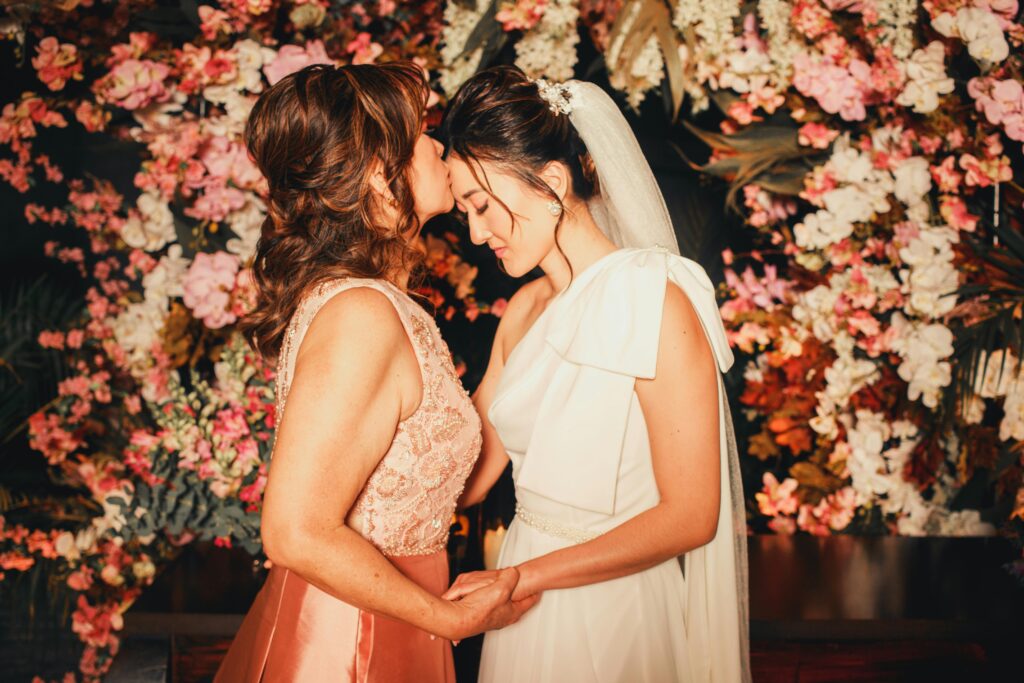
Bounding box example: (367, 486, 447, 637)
(514, 503, 600, 544)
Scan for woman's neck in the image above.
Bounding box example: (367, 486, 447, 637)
(539, 203, 618, 294)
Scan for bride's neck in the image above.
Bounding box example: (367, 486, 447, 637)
(539, 203, 618, 294)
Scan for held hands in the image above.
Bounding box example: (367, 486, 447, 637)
(442, 568, 535, 603)
(435, 567, 539, 642)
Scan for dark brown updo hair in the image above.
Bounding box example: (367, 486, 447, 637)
(241, 62, 428, 359)
(439, 65, 600, 266)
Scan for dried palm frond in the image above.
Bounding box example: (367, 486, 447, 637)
(605, 0, 686, 117)
(679, 111, 822, 212)
(0, 276, 83, 443)
(952, 215, 1024, 408)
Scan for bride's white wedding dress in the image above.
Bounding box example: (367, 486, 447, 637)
(479, 246, 747, 683)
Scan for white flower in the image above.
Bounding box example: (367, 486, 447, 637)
(793, 284, 841, 341)
(937, 509, 996, 536)
(893, 157, 932, 208)
(896, 42, 955, 114)
(225, 197, 266, 260)
(931, 12, 958, 38)
(234, 39, 276, 92)
(743, 357, 766, 384)
(1000, 387, 1024, 441)
(121, 190, 176, 252)
(963, 394, 986, 424)
(844, 410, 894, 503)
(898, 226, 959, 319)
(133, 559, 157, 580)
(143, 244, 189, 310)
(55, 531, 80, 561)
(890, 314, 955, 407)
(514, 0, 580, 82)
(204, 39, 275, 104)
(112, 299, 166, 374)
(794, 209, 854, 250)
(440, 0, 489, 95)
(957, 7, 1010, 64)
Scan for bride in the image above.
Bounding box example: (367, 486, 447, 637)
(439, 66, 751, 683)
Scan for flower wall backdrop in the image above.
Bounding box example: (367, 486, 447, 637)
(1, 0, 1022, 679)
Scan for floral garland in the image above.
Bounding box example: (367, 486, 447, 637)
(0, 1, 502, 679)
(599, 0, 1024, 544)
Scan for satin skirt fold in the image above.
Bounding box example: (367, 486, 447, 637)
(215, 550, 454, 683)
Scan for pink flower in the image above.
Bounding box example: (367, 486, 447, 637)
(490, 298, 509, 318)
(28, 412, 84, 465)
(959, 153, 1013, 187)
(71, 595, 125, 648)
(184, 182, 247, 222)
(930, 156, 963, 193)
(213, 405, 250, 443)
(793, 53, 872, 121)
(797, 122, 839, 149)
(495, 0, 548, 31)
(727, 101, 762, 125)
(755, 472, 800, 517)
(97, 59, 172, 110)
(968, 77, 1024, 141)
(230, 268, 258, 318)
(38, 330, 66, 349)
(32, 37, 83, 91)
(940, 195, 979, 232)
(792, 0, 836, 39)
(346, 33, 383, 65)
(183, 251, 241, 329)
(0, 552, 35, 571)
(0, 94, 68, 152)
(768, 517, 797, 534)
(263, 41, 333, 86)
(66, 565, 94, 593)
(797, 487, 857, 534)
(199, 136, 262, 189)
(198, 5, 232, 40)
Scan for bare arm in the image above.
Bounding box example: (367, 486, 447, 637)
(261, 288, 532, 639)
(447, 283, 721, 600)
(458, 328, 510, 509)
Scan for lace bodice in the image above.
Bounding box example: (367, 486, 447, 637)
(275, 278, 482, 556)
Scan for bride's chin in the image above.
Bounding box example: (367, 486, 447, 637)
(502, 259, 531, 278)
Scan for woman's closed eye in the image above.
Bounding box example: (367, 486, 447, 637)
(472, 201, 489, 215)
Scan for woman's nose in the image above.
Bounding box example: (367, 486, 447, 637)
(467, 219, 490, 246)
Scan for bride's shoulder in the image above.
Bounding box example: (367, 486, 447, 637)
(502, 276, 555, 324)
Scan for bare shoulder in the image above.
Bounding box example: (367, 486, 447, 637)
(494, 277, 556, 359)
(662, 282, 704, 339)
(655, 281, 715, 375)
(303, 286, 406, 351)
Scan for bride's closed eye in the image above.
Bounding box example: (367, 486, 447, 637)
(454, 200, 488, 216)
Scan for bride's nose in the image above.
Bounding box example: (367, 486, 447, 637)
(467, 218, 491, 246)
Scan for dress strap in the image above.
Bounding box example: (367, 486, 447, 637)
(275, 278, 429, 422)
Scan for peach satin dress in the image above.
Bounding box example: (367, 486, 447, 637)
(216, 279, 482, 683)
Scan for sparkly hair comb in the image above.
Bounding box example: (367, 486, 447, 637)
(534, 78, 579, 116)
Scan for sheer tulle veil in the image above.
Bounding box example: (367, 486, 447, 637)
(535, 78, 752, 683)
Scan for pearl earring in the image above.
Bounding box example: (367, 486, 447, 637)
(546, 200, 562, 216)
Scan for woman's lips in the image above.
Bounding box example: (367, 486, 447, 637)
(492, 247, 507, 258)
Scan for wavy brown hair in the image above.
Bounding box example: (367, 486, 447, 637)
(241, 62, 428, 359)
